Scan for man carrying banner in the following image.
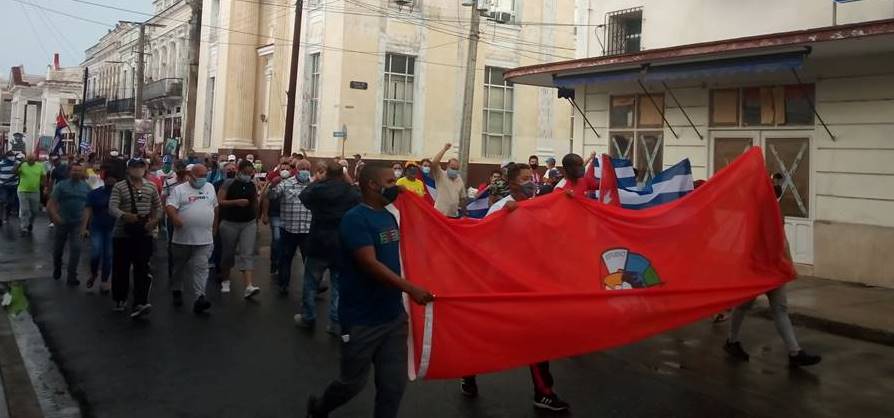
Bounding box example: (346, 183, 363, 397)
(306, 165, 432, 418)
(556, 152, 597, 198)
(467, 162, 570, 412)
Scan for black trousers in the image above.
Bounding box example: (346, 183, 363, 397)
(277, 228, 309, 288)
(112, 235, 154, 305)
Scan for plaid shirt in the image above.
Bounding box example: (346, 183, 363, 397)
(268, 177, 312, 234)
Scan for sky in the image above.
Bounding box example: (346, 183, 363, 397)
(0, 0, 154, 77)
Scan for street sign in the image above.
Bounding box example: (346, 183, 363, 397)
(349, 81, 368, 90)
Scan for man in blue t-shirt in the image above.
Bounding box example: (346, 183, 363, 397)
(47, 163, 91, 285)
(306, 165, 433, 418)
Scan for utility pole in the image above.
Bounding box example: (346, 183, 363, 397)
(77, 66, 88, 150)
(457, 7, 481, 180)
(282, 0, 305, 156)
(182, 0, 203, 157)
(135, 23, 146, 158)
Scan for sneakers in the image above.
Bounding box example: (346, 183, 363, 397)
(789, 350, 822, 367)
(86, 276, 96, 289)
(533, 394, 570, 412)
(130, 304, 152, 319)
(193, 295, 211, 314)
(723, 340, 750, 362)
(306, 395, 326, 418)
(172, 290, 183, 307)
(113, 301, 127, 312)
(243, 285, 260, 299)
(221, 280, 231, 293)
(48, 222, 54, 229)
(294, 314, 315, 329)
(460, 376, 479, 398)
(100, 281, 111, 295)
(325, 323, 341, 336)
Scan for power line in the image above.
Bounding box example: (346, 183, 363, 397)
(16, 1, 51, 62)
(24, 0, 81, 60)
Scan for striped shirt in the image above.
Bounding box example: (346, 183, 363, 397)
(109, 179, 162, 238)
(0, 159, 18, 186)
(268, 177, 312, 234)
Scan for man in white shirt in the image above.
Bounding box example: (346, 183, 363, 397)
(430, 143, 466, 218)
(165, 164, 219, 314)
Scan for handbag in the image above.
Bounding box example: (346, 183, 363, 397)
(123, 180, 148, 237)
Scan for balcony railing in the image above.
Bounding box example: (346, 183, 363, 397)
(143, 78, 183, 101)
(81, 96, 107, 112)
(107, 98, 135, 114)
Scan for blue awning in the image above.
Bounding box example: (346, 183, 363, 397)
(553, 51, 806, 88)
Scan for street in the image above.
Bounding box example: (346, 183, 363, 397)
(1, 218, 892, 418)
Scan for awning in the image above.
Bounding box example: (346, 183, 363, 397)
(554, 51, 806, 89)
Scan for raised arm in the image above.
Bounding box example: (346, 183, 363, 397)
(431, 142, 452, 175)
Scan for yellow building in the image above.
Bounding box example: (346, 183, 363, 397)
(195, 0, 575, 179)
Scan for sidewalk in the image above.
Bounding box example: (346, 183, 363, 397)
(752, 276, 894, 347)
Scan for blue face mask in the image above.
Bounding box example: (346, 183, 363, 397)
(191, 177, 207, 189)
(297, 170, 311, 183)
(447, 168, 460, 180)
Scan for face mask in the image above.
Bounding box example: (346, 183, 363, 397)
(342, 166, 348, 174)
(226, 171, 236, 179)
(191, 177, 208, 189)
(237, 173, 252, 183)
(279, 170, 292, 179)
(446, 168, 460, 180)
(6, 157, 14, 161)
(521, 181, 537, 198)
(381, 185, 400, 203)
(421, 166, 431, 175)
(61, 160, 70, 166)
(394, 169, 403, 178)
(406, 167, 418, 177)
(110, 151, 119, 157)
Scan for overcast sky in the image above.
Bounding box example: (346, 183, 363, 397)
(0, 0, 154, 77)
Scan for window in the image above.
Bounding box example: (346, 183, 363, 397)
(482, 67, 514, 159)
(608, 93, 664, 183)
(709, 84, 814, 127)
(1, 99, 11, 126)
(304, 53, 321, 150)
(604, 7, 642, 56)
(381, 53, 415, 155)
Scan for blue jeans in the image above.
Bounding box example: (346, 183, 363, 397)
(90, 228, 114, 282)
(302, 256, 339, 324)
(269, 216, 282, 271)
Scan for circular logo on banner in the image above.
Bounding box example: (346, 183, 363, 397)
(601, 248, 663, 291)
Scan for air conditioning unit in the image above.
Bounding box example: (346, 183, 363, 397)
(393, 0, 413, 6)
(489, 11, 512, 24)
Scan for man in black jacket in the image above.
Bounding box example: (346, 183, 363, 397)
(297, 161, 360, 335)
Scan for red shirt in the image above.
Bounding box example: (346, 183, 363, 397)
(557, 176, 598, 198)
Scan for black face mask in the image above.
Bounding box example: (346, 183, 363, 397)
(226, 171, 236, 179)
(381, 185, 400, 203)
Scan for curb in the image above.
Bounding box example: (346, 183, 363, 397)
(0, 312, 43, 418)
(753, 307, 894, 347)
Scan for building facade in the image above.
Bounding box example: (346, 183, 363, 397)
(79, 0, 191, 157)
(195, 0, 576, 180)
(507, 0, 894, 287)
(5, 62, 82, 156)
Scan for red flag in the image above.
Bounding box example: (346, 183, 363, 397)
(393, 147, 793, 380)
(598, 154, 621, 207)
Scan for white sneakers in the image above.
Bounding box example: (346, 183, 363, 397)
(221, 280, 231, 293)
(243, 285, 260, 299)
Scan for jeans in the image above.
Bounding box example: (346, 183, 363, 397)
(269, 216, 282, 271)
(277, 229, 309, 288)
(17, 191, 40, 231)
(729, 285, 801, 352)
(314, 316, 409, 418)
(170, 243, 212, 300)
(53, 222, 82, 281)
(112, 235, 153, 306)
(0, 185, 18, 218)
(89, 228, 114, 282)
(302, 256, 339, 324)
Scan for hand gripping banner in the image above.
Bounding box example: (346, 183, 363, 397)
(394, 148, 794, 380)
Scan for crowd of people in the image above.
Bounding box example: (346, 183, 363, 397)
(0, 143, 820, 418)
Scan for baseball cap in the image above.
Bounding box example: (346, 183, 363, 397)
(404, 160, 418, 168)
(127, 158, 147, 167)
(227, 154, 237, 162)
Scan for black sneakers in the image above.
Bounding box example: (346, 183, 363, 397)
(172, 290, 183, 307)
(789, 350, 822, 367)
(723, 340, 750, 362)
(306, 395, 327, 418)
(193, 296, 211, 315)
(533, 393, 570, 412)
(460, 376, 479, 398)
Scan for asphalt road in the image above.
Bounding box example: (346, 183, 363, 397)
(2, 216, 893, 418)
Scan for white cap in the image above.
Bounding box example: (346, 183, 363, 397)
(227, 154, 236, 162)
(186, 164, 195, 171)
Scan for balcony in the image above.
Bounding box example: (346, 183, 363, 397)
(79, 96, 107, 113)
(107, 98, 135, 115)
(143, 78, 183, 102)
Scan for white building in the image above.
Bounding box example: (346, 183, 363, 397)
(5, 60, 82, 155)
(507, 1, 894, 287)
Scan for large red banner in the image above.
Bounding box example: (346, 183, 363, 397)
(394, 148, 794, 380)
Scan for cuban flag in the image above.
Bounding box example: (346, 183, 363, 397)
(598, 154, 621, 207)
(595, 158, 695, 210)
(422, 173, 437, 205)
(49, 112, 67, 156)
(588, 156, 637, 188)
(465, 188, 491, 219)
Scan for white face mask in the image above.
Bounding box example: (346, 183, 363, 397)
(394, 169, 403, 178)
(110, 151, 119, 157)
(279, 169, 292, 179)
